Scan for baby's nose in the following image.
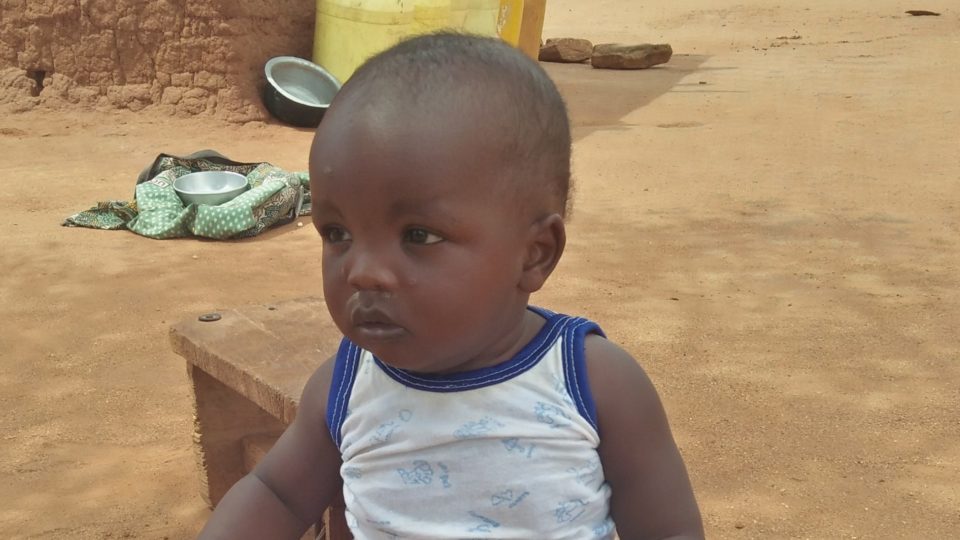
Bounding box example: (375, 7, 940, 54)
(345, 248, 398, 292)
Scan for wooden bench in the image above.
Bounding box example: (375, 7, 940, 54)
(169, 297, 350, 539)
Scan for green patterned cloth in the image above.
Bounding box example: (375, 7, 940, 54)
(62, 200, 139, 230)
(64, 152, 311, 240)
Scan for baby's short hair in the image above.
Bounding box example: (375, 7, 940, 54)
(340, 32, 573, 216)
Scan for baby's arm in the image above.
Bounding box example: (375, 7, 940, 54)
(198, 357, 343, 539)
(586, 336, 704, 540)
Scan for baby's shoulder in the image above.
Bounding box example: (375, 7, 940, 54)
(582, 334, 663, 419)
(582, 333, 638, 368)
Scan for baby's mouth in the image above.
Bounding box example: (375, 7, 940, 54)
(350, 307, 406, 340)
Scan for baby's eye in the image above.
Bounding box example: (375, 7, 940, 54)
(321, 225, 352, 243)
(404, 228, 443, 245)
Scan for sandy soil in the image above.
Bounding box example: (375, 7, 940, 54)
(2, 1, 958, 538)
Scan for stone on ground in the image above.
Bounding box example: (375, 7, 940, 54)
(539, 38, 594, 63)
(591, 43, 673, 70)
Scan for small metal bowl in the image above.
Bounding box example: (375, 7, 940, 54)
(264, 56, 342, 127)
(173, 171, 249, 206)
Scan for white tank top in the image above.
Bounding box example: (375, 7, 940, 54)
(326, 307, 615, 539)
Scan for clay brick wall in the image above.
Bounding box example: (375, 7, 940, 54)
(0, 0, 315, 122)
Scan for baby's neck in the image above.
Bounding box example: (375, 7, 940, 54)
(414, 307, 546, 376)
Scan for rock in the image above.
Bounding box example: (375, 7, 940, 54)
(160, 86, 185, 105)
(0, 68, 38, 101)
(41, 73, 75, 98)
(68, 86, 100, 106)
(179, 87, 211, 115)
(38, 73, 76, 106)
(194, 70, 226, 90)
(171, 72, 193, 87)
(539, 38, 593, 63)
(591, 43, 673, 70)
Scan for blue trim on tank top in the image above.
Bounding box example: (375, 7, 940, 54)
(326, 338, 362, 448)
(562, 317, 604, 432)
(328, 306, 607, 444)
(372, 305, 570, 393)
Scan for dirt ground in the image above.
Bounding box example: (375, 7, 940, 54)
(2, 1, 958, 538)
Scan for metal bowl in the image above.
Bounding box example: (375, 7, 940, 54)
(173, 171, 249, 206)
(264, 56, 342, 127)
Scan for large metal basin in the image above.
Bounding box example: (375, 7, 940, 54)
(264, 56, 342, 127)
(173, 171, 249, 206)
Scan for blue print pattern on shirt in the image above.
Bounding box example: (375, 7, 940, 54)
(438, 462, 452, 488)
(491, 489, 529, 508)
(467, 511, 501, 533)
(365, 519, 404, 539)
(593, 520, 617, 537)
(555, 499, 588, 524)
(396, 460, 434, 485)
(369, 409, 414, 445)
(453, 416, 505, 440)
(568, 457, 601, 486)
(343, 466, 362, 480)
(535, 401, 571, 429)
(501, 437, 537, 458)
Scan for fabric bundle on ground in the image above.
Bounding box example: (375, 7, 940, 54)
(64, 150, 310, 240)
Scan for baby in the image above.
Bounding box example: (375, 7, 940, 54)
(200, 33, 703, 539)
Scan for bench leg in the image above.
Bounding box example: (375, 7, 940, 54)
(189, 364, 285, 507)
(323, 491, 351, 540)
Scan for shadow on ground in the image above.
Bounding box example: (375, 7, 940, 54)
(545, 54, 713, 139)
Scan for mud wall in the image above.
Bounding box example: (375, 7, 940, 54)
(0, 0, 315, 122)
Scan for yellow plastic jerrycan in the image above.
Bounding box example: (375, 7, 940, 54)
(450, 0, 500, 36)
(313, 0, 545, 82)
(497, 0, 546, 60)
(498, 0, 523, 46)
(313, 0, 416, 83)
(415, 0, 453, 32)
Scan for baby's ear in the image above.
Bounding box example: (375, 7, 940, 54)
(519, 214, 566, 293)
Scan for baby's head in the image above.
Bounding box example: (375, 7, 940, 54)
(315, 32, 572, 217)
(310, 33, 572, 373)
